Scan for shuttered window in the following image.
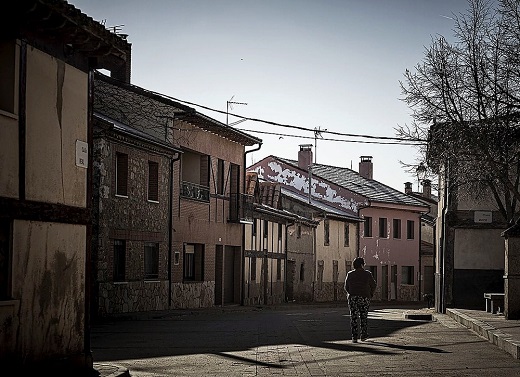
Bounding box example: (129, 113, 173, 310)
(148, 161, 159, 202)
(144, 242, 159, 280)
(116, 152, 128, 196)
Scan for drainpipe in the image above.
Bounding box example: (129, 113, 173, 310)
(168, 152, 181, 307)
(285, 220, 295, 302)
(418, 216, 422, 301)
(439, 161, 450, 314)
(242, 143, 263, 305)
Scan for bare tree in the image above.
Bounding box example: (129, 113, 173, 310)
(398, 0, 520, 224)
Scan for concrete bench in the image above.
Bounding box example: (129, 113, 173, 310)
(484, 293, 504, 314)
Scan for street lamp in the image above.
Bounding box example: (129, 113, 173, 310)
(416, 162, 427, 192)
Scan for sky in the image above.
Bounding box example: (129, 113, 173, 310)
(69, 0, 474, 194)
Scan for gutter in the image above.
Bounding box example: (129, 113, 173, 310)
(241, 143, 262, 306)
(168, 152, 181, 307)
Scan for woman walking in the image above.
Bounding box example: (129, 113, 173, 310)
(344, 257, 377, 343)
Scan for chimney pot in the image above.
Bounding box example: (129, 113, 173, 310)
(422, 179, 432, 198)
(359, 156, 373, 179)
(405, 182, 412, 194)
(298, 144, 313, 169)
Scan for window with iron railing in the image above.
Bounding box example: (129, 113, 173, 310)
(229, 193, 254, 223)
(181, 181, 210, 202)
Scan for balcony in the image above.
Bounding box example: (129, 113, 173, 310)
(229, 193, 254, 223)
(181, 181, 210, 202)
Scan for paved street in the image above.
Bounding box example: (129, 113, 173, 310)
(90, 303, 520, 376)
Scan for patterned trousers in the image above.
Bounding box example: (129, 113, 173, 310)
(348, 295, 371, 340)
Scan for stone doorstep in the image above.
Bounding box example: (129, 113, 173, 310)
(403, 310, 434, 321)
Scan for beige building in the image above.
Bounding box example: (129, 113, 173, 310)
(0, 0, 130, 369)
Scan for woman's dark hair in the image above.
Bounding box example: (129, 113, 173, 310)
(353, 257, 365, 269)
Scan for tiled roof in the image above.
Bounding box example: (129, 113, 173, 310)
(95, 73, 262, 147)
(9, 0, 130, 66)
(94, 112, 182, 154)
(281, 188, 362, 222)
(279, 158, 428, 208)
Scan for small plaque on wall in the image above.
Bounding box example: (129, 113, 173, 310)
(474, 211, 492, 223)
(174, 251, 180, 265)
(75, 140, 88, 168)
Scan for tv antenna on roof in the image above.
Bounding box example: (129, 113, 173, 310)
(314, 126, 327, 164)
(227, 95, 247, 126)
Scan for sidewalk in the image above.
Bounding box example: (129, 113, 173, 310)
(446, 308, 520, 359)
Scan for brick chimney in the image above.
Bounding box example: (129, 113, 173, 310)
(298, 144, 313, 169)
(359, 156, 373, 179)
(405, 182, 413, 194)
(422, 179, 432, 199)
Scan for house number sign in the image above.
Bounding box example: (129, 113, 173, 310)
(76, 140, 88, 168)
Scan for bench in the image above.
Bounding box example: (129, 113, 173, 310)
(484, 293, 504, 314)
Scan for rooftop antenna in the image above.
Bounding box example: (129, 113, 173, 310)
(227, 95, 247, 126)
(314, 126, 327, 164)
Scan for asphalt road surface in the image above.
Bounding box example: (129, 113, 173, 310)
(90, 303, 520, 376)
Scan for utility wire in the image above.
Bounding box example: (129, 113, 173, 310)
(236, 128, 425, 145)
(145, 89, 425, 143)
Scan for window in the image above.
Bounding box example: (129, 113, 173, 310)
(228, 163, 240, 220)
(263, 219, 268, 239)
(180, 152, 210, 201)
(217, 158, 225, 194)
(393, 219, 401, 239)
(367, 265, 377, 283)
(144, 242, 159, 280)
(378, 218, 387, 238)
(0, 219, 11, 300)
(278, 223, 283, 242)
(116, 152, 128, 197)
(364, 216, 372, 237)
(252, 219, 257, 237)
(297, 224, 302, 239)
(113, 239, 126, 282)
(402, 266, 414, 285)
(183, 243, 204, 281)
(251, 257, 257, 281)
(276, 258, 282, 280)
(147, 161, 159, 202)
(324, 218, 330, 246)
(300, 263, 305, 281)
(0, 40, 16, 114)
(344, 223, 349, 247)
(407, 220, 415, 239)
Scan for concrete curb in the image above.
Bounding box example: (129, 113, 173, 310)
(447, 308, 520, 359)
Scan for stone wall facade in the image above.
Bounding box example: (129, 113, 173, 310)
(92, 129, 174, 318)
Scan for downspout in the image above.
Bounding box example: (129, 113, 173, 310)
(418, 215, 422, 301)
(242, 143, 262, 305)
(168, 152, 181, 308)
(439, 161, 450, 314)
(285, 220, 295, 302)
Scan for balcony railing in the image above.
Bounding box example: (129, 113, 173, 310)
(181, 181, 210, 202)
(229, 193, 254, 223)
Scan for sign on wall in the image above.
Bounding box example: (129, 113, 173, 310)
(474, 211, 492, 223)
(76, 140, 88, 168)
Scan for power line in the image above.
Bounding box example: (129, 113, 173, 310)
(142, 89, 425, 143)
(235, 128, 425, 145)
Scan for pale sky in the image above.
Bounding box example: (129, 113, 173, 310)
(69, 0, 474, 193)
